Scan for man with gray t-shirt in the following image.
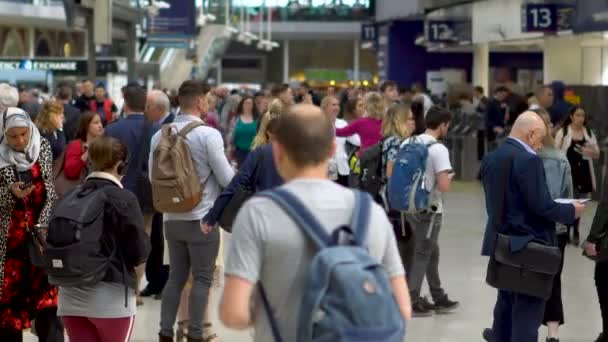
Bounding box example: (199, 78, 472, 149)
(401, 106, 459, 317)
(220, 104, 412, 341)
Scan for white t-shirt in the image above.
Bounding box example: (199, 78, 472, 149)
(334, 118, 361, 176)
(400, 133, 452, 212)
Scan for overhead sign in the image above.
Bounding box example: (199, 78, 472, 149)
(361, 22, 377, 43)
(148, 0, 197, 38)
(425, 20, 471, 44)
(0, 59, 127, 75)
(521, 3, 574, 33)
(573, 0, 608, 33)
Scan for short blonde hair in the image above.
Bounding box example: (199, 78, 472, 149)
(320, 95, 338, 114)
(251, 99, 284, 149)
(364, 92, 385, 119)
(382, 104, 410, 139)
(35, 101, 63, 134)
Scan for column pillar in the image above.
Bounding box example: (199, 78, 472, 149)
(283, 39, 289, 84)
(28, 27, 35, 58)
(543, 36, 582, 84)
(127, 23, 137, 82)
(87, 11, 96, 80)
(353, 39, 360, 83)
(473, 42, 489, 95)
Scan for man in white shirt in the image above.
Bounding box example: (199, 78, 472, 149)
(321, 95, 360, 185)
(219, 104, 411, 341)
(152, 80, 234, 342)
(401, 106, 458, 317)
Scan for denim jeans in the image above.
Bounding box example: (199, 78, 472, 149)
(159, 220, 220, 339)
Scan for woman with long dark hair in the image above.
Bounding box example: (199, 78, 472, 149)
(228, 96, 259, 167)
(554, 106, 600, 245)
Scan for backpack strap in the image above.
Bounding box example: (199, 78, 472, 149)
(351, 190, 372, 247)
(258, 189, 330, 249)
(178, 121, 206, 137)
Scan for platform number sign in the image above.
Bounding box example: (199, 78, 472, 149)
(426, 20, 459, 43)
(361, 23, 377, 43)
(523, 4, 558, 32)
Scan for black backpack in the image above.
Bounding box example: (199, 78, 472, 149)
(43, 186, 114, 287)
(358, 139, 386, 196)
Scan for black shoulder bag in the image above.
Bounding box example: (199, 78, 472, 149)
(485, 156, 563, 300)
(219, 149, 263, 232)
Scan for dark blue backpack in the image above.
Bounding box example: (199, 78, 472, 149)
(258, 189, 405, 342)
(387, 137, 436, 212)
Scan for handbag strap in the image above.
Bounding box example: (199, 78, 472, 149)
(259, 285, 283, 342)
(251, 147, 264, 191)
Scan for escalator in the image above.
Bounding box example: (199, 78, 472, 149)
(141, 24, 229, 90)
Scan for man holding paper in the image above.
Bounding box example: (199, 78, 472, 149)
(479, 111, 585, 342)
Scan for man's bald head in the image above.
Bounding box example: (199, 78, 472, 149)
(510, 111, 547, 151)
(274, 104, 335, 167)
(146, 89, 170, 121)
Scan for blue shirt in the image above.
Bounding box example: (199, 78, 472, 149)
(508, 137, 536, 155)
(203, 144, 283, 225)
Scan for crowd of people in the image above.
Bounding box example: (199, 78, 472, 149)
(0, 76, 606, 342)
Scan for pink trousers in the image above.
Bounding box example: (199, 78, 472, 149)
(62, 316, 135, 342)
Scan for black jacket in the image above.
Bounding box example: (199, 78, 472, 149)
(588, 199, 608, 245)
(63, 103, 81, 141)
(81, 176, 150, 289)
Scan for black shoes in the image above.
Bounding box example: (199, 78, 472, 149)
(140, 286, 161, 297)
(433, 295, 460, 314)
(412, 297, 434, 317)
(546, 338, 559, 342)
(412, 296, 460, 317)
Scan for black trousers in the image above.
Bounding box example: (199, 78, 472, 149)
(543, 234, 568, 325)
(596, 260, 608, 333)
(0, 308, 64, 342)
(145, 212, 169, 293)
(388, 210, 415, 275)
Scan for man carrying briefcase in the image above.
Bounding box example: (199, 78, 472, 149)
(479, 112, 585, 342)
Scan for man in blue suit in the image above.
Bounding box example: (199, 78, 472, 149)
(105, 85, 160, 304)
(480, 111, 585, 342)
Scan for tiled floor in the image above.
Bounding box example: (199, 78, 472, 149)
(27, 184, 604, 341)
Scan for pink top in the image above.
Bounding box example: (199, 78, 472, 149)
(205, 111, 220, 129)
(335, 117, 382, 151)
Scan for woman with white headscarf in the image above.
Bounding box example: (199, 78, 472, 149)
(0, 107, 62, 341)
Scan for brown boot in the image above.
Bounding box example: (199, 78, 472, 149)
(159, 334, 174, 342)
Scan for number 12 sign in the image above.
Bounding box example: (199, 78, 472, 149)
(522, 3, 558, 32)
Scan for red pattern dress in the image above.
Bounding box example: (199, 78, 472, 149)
(0, 162, 58, 331)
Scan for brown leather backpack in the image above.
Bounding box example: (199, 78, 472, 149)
(151, 121, 205, 213)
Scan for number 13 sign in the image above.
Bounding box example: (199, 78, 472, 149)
(522, 3, 558, 32)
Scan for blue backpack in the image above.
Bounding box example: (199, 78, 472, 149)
(387, 137, 436, 213)
(258, 189, 405, 342)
